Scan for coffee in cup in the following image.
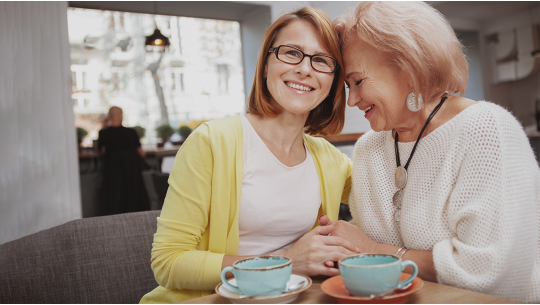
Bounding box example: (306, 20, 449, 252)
(338, 253, 418, 297)
(220, 255, 292, 296)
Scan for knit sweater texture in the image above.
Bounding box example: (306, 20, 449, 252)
(140, 115, 352, 303)
(349, 102, 540, 303)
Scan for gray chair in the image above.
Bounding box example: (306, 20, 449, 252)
(0, 210, 161, 303)
(142, 170, 169, 210)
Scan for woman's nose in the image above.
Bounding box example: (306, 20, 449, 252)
(293, 57, 313, 76)
(347, 94, 356, 107)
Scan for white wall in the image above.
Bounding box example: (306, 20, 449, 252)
(0, 2, 81, 244)
(240, 6, 272, 108)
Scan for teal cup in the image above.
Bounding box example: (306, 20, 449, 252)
(220, 255, 292, 297)
(338, 254, 418, 297)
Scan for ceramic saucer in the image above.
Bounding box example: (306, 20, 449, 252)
(215, 274, 312, 304)
(321, 273, 424, 304)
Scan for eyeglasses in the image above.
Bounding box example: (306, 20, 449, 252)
(268, 45, 337, 73)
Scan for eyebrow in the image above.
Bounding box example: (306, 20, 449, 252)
(346, 71, 367, 79)
(286, 43, 330, 57)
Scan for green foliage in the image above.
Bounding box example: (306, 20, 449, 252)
(76, 127, 88, 145)
(155, 124, 174, 142)
(178, 125, 192, 139)
(132, 125, 146, 139)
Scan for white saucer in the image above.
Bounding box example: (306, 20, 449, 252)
(215, 274, 312, 304)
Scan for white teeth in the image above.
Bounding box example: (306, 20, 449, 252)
(287, 82, 312, 92)
(364, 105, 374, 113)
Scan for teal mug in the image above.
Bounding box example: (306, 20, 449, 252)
(338, 254, 418, 297)
(220, 255, 292, 296)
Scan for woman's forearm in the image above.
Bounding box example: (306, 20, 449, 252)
(373, 243, 437, 282)
(222, 255, 256, 279)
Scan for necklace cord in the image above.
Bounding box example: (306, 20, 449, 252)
(395, 96, 448, 170)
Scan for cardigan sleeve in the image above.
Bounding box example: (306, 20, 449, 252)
(432, 107, 540, 302)
(341, 152, 352, 205)
(149, 124, 225, 291)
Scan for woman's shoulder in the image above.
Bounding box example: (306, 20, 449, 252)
(355, 130, 387, 149)
(456, 101, 526, 137)
(199, 115, 241, 132)
(192, 115, 242, 139)
(304, 134, 342, 154)
(304, 134, 351, 165)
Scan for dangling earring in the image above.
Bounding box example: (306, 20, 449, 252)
(406, 92, 423, 112)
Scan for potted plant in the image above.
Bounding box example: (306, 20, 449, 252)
(76, 127, 88, 148)
(132, 125, 146, 140)
(178, 125, 192, 141)
(155, 124, 174, 147)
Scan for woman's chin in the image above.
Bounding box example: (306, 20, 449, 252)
(368, 122, 384, 132)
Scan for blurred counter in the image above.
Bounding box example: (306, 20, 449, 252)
(79, 144, 183, 159)
(78, 133, 364, 159)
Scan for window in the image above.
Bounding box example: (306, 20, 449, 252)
(68, 8, 245, 145)
(217, 64, 229, 94)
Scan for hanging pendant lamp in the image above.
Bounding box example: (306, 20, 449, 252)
(145, 27, 170, 47)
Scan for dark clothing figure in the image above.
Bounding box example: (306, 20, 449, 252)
(98, 126, 150, 215)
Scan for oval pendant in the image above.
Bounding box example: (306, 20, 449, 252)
(394, 209, 401, 222)
(395, 166, 407, 189)
(392, 189, 404, 208)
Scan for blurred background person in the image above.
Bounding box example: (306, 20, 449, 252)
(98, 106, 150, 216)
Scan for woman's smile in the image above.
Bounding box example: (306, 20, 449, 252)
(360, 104, 375, 118)
(284, 81, 315, 93)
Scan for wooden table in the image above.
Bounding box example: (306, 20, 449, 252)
(181, 277, 519, 304)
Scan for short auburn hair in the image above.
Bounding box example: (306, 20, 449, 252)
(247, 7, 346, 136)
(335, 2, 468, 102)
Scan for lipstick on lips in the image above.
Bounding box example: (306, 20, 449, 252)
(361, 104, 375, 118)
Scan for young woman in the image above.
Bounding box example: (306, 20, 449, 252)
(140, 7, 357, 303)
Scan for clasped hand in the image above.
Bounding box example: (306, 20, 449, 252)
(317, 215, 379, 268)
(281, 221, 360, 276)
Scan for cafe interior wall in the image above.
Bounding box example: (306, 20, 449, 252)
(428, 1, 540, 128)
(480, 5, 540, 128)
(0, 2, 82, 244)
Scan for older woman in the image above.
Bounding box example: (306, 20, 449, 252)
(140, 7, 358, 303)
(323, 2, 540, 303)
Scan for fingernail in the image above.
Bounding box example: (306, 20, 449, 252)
(325, 262, 332, 268)
(319, 215, 324, 220)
(356, 247, 360, 252)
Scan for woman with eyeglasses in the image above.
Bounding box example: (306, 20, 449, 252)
(141, 7, 357, 303)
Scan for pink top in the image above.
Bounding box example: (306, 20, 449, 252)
(238, 115, 321, 255)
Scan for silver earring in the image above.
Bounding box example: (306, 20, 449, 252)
(406, 92, 423, 112)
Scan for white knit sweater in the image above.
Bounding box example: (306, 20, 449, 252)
(349, 102, 540, 303)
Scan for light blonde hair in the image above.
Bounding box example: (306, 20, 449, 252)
(248, 7, 346, 136)
(335, 2, 468, 102)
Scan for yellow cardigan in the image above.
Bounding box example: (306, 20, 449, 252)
(140, 115, 351, 303)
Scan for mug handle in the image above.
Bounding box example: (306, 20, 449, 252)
(397, 260, 418, 289)
(220, 266, 240, 293)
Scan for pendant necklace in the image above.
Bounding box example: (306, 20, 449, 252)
(393, 96, 448, 222)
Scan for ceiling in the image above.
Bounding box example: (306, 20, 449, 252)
(427, 1, 539, 22)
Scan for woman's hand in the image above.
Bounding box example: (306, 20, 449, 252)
(318, 216, 436, 281)
(319, 215, 378, 253)
(319, 215, 378, 268)
(282, 224, 360, 277)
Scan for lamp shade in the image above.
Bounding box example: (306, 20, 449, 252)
(145, 29, 170, 47)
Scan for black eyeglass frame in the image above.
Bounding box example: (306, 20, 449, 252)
(268, 45, 338, 74)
